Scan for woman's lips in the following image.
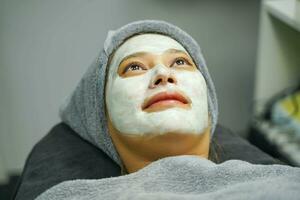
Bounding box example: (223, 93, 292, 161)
(142, 91, 191, 112)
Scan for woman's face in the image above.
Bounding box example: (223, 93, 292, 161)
(105, 33, 209, 136)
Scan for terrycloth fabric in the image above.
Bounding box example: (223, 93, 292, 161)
(59, 20, 218, 167)
(15, 123, 283, 200)
(36, 155, 300, 200)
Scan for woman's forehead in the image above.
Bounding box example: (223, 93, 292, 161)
(119, 33, 187, 53)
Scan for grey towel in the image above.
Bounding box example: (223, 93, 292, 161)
(35, 155, 300, 200)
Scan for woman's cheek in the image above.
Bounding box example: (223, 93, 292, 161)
(176, 71, 207, 98)
(113, 76, 148, 106)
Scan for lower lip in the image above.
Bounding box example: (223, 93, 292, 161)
(147, 99, 186, 109)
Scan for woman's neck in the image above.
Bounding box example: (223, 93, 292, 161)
(108, 119, 210, 174)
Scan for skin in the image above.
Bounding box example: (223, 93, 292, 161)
(105, 35, 210, 173)
(107, 118, 210, 173)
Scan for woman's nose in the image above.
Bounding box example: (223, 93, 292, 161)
(149, 73, 177, 89)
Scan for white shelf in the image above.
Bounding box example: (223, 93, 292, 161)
(253, 0, 300, 166)
(264, 0, 300, 32)
(254, 0, 300, 105)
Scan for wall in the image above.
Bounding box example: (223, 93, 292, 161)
(0, 0, 260, 179)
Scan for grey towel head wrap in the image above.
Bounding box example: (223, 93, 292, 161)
(59, 20, 218, 167)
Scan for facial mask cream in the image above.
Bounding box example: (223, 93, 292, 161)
(106, 34, 208, 136)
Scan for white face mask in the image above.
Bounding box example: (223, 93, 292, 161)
(105, 34, 208, 136)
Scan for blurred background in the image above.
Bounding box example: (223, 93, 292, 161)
(1, 0, 300, 199)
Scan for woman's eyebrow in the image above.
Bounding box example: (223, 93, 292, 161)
(118, 49, 189, 69)
(163, 48, 187, 55)
(119, 51, 150, 65)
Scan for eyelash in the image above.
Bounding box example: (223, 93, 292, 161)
(172, 57, 191, 67)
(123, 62, 145, 73)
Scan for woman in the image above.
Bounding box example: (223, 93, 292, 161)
(18, 20, 300, 200)
(59, 20, 218, 175)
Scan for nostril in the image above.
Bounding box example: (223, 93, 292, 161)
(168, 78, 174, 83)
(155, 79, 162, 85)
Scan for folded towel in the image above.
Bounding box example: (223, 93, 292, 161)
(36, 155, 300, 200)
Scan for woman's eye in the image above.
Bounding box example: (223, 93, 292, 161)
(172, 58, 190, 67)
(175, 59, 186, 65)
(129, 64, 142, 71)
(124, 63, 146, 73)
